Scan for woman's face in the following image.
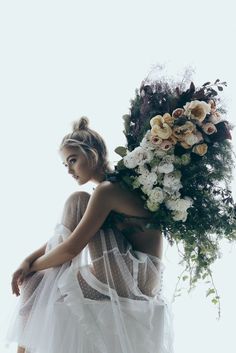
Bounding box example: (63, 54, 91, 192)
(60, 146, 96, 185)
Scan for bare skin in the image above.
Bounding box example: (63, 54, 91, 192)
(12, 146, 163, 353)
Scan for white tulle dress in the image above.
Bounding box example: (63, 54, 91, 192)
(6, 191, 175, 353)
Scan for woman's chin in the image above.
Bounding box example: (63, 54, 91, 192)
(76, 178, 85, 185)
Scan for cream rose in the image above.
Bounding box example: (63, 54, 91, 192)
(146, 199, 160, 212)
(163, 113, 175, 126)
(172, 121, 196, 141)
(180, 141, 192, 149)
(183, 133, 199, 146)
(151, 123, 172, 139)
(184, 100, 211, 122)
(150, 115, 163, 127)
(192, 143, 208, 156)
(196, 130, 204, 143)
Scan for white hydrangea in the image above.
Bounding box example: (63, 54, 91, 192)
(144, 149, 155, 162)
(157, 161, 174, 174)
(141, 185, 152, 195)
(154, 149, 168, 158)
(163, 171, 182, 191)
(137, 163, 148, 175)
(123, 145, 155, 169)
(138, 171, 157, 189)
(165, 199, 178, 211)
(162, 154, 175, 163)
(140, 131, 155, 151)
(123, 146, 145, 169)
(165, 196, 193, 212)
(169, 190, 181, 199)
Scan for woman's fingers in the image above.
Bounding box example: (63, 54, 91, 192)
(11, 270, 23, 296)
(11, 277, 20, 296)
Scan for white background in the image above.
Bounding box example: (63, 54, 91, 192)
(0, 1, 236, 352)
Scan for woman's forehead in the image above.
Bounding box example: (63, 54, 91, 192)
(60, 147, 79, 163)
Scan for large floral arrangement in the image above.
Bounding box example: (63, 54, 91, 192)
(112, 71, 236, 318)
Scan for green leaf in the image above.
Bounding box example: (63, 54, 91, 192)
(206, 288, 215, 297)
(202, 273, 208, 280)
(182, 275, 188, 281)
(211, 298, 218, 305)
(203, 81, 211, 86)
(117, 159, 125, 168)
(122, 175, 133, 187)
(114, 146, 127, 157)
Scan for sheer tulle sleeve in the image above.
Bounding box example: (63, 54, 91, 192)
(60, 191, 91, 232)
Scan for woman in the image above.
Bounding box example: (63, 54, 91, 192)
(7, 117, 174, 353)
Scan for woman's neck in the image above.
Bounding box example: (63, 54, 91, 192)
(91, 165, 114, 185)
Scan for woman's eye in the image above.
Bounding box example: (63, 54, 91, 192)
(69, 158, 76, 165)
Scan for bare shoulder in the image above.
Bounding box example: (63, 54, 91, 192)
(95, 181, 151, 217)
(94, 181, 126, 198)
(92, 181, 118, 204)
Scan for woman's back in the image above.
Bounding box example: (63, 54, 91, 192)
(101, 181, 163, 259)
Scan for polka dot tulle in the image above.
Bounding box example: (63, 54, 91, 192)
(6, 191, 174, 353)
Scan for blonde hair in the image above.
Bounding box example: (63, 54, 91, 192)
(59, 116, 110, 171)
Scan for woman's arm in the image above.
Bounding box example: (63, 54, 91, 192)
(24, 242, 47, 266)
(11, 242, 47, 296)
(30, 183, 113, 272)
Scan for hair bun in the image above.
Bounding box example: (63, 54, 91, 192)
(72, 116, 89, 132)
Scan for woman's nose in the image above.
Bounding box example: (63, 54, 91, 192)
(67, 167, 74, 175)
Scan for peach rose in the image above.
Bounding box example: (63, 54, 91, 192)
(209, 111, 222, 124)
(150, 115, 163, 128)
(202, 122, 217, 135)
(209, 99, 217, 112)
(172, 108, 184, 118)
(184, 100, 211, 122)
(159, 139, 173, 151)
(192, 143, 208, 156)
(151, 135, 163, 145)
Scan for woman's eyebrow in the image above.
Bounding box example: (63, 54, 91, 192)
(62, 154, 77, 165)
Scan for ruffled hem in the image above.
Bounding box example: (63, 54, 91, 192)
(57, 263, 174, 353)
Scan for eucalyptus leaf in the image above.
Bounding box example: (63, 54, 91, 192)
(114, 146, 127, 157)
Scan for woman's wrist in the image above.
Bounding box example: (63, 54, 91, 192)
(21, 258, 31, 266)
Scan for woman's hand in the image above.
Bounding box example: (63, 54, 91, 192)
(11, 260, 33, 296)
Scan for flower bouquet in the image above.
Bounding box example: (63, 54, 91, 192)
(113, 72, 236, 317)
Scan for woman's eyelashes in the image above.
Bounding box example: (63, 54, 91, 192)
(69, 158, 76, 165)
(64, 158, 77, 168)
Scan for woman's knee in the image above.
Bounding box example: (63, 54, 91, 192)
(62, 191, 91, 230)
